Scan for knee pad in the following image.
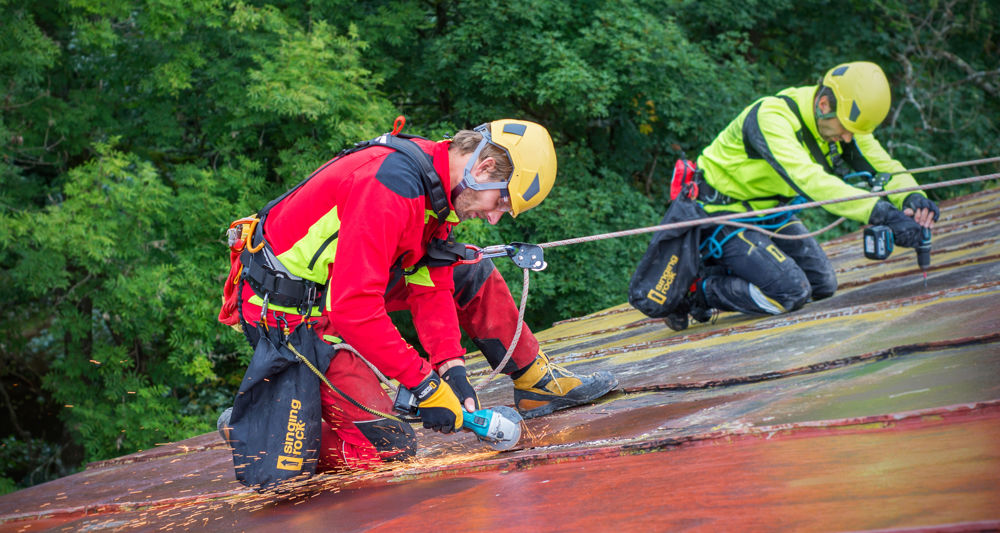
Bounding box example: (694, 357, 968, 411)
(472, 338, 522, 374)
(766, 268, 813, 312)
(355, 418, 417, 462)
(452, 259, 496, 308)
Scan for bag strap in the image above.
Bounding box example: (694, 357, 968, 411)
(257, 134, 449, 225)
(373, 134, 450, 224)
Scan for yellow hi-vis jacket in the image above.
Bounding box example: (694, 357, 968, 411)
(696, 85, 925, 221)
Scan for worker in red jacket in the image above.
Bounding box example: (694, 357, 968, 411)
(230, 120, 617, 470)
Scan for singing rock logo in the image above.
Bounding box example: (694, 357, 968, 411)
(647, 255, 680, 305)
(277, 399, 305, 471)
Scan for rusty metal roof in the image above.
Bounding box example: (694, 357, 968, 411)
(2, 188, 999, 532)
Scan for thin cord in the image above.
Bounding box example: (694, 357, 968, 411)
(474, 268, 530, 391)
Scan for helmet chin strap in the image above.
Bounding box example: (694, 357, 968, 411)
(451, 141, 485, 204)
(451, 177, 468, 204)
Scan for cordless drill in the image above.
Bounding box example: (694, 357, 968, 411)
(393, 387, 523, 450)
(915, 227, 932, 283)
(863, 225, 932, 285)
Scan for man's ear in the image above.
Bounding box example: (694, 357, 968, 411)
(476, 157, 496, 177)
(817, 94, 833, 115)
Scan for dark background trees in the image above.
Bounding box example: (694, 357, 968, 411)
(1, 0, 997, 492)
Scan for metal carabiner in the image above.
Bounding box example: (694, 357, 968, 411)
(275, 313, 290, 337)
(259, 292, 270, 331)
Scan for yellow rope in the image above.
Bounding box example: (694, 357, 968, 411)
(286, 342, 404, 423)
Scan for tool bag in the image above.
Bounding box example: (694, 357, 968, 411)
(226, 323, 333, 491)
(628, 186, 707, 318)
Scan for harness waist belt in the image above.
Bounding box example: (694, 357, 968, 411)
(695, 170, 736, 205)
(695, 170, 795, 207)
(241, 249, 322, 313)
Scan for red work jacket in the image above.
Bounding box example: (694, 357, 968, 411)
(261, 139, 462, 389)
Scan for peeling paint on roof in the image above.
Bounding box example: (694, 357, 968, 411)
(2, 188, 999, 532)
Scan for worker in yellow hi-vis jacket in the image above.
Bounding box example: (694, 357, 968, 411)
(668, 61, 939, 330)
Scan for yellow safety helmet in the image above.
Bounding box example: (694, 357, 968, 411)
(459, 119, 557, 217)
(820, 61, 891, 135)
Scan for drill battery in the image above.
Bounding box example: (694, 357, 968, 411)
(864, 225, 895, 260)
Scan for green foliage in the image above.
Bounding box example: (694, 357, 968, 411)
(0, 435, 70, 494)
(0, 0, 398, 481)
(1, 0, 996, 490)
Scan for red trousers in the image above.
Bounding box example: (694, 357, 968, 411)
(239, 260, 538, 471)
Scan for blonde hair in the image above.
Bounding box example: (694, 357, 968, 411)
(450, 129, 513, 182)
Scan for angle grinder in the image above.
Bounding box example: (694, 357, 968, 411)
(393, 387, 523, 451)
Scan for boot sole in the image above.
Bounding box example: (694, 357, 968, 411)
(516, 371, 619, 419)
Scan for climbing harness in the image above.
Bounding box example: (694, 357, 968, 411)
(231, 116, 455, 322)
(224, 116, 463, 426)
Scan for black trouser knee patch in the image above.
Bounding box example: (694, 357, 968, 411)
(453, 259, 496, 308)
(355, 418, 417, 461)
(473, 338, 522, 374)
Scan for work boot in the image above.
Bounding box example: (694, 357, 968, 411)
(663, 299, 690, 331)
(687, 280, 714, 324)
(662, 282, 713, 331)
(512, 353, 618, 419)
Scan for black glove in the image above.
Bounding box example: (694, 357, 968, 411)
(903, 193, 940, 222)
(441, 364, 480, 411)
(869, 200, 924, 248)
(410, 372, 463, 433)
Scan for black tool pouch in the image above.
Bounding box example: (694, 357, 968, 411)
(226, 324, 333, 491)
(628, 187, 707, 318)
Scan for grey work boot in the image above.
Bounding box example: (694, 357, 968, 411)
(512, 352, 618, 419)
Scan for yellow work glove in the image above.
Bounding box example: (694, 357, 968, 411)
(410, 371, 464, 433)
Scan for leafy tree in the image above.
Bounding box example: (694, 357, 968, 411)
(1, 0, 395, 490)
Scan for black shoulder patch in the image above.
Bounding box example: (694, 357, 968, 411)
(742, 101, 811, 201)
(375, 151, 424, 199)
(742, 102, 766, 160)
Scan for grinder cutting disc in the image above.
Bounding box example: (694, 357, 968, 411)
(484, 405, 523, 451)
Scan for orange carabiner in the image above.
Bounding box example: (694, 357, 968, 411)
(245, 217, 264, 253)
(227, 216, 256, 252)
